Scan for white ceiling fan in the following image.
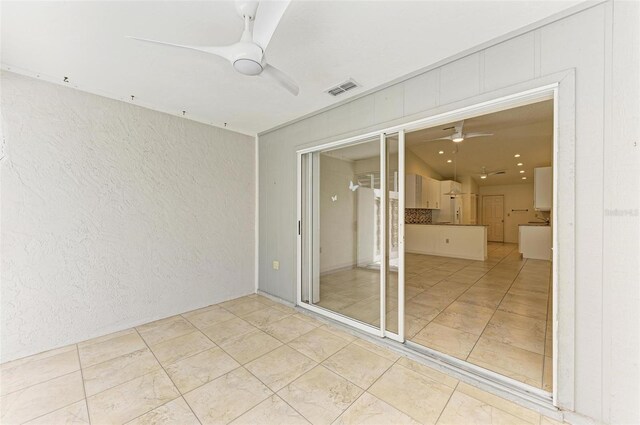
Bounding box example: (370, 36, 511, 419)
(428, 120, 493, 143)
(127, 1, 299, 95)
(477, 166, 506, 180)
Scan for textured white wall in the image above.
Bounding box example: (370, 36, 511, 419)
(0, 71, 256, 362)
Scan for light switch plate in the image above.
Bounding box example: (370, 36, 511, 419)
(272, 260, 280, 270)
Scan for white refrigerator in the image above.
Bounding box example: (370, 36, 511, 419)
(435, 181, 463, 224)
(440, 195, 463, 224)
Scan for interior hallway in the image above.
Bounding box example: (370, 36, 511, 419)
(0, 294, 562, 425)
(317, 243, 553, 390)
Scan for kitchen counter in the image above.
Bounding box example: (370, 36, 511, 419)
(406, 224, 487, 261)
(518, 225, 552, 260)
(413, 223, 488, 227)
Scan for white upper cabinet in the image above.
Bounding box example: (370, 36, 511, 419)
(534, 167, 552, 211)
(406, 174, 423, 208)
(428, 178, 441, 209)
(406, 174, 441, 209)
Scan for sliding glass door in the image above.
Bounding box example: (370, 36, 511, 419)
(298, 132, 404, 339)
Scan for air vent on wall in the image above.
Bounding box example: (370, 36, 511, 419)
(326, 79, 360, 96)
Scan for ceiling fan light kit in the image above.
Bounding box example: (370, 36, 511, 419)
(127, 0, 299, 95)
(428, 120, 493, 143)
(477, 166, 506, 180)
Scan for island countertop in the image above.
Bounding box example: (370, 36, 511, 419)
(407, 223, 488, 227)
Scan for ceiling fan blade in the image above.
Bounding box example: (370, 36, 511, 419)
(426, 136, 454, 142)
(488, 170, 506, 176)
(252, 0, 291, 51)
(127, 36, 235, 61)
(262, 64, 299, 95)
(465, 132, 494, 138)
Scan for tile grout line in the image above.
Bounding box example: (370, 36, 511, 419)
(216, 324, 314, 424)
(433, 380, 462, 425)
(0, 296, 300, 424)
(68, 299, 311, 420)
(408, 244, 551, 388)
(13, 361, 90, 425)
(176, 304, 307, 423)
(239, 360, 313, 423)
(333, 352, 407, 424)
(76, 344, 93, 425)
(463, 250, 535, 362)
(76, 296, 261, 366)
(407, 244, 516, 342)
(269, 331, 393, 423)
(0, 368, 82, 399)
(19, 398, 89, 424)
(120, 394, 191, 425)
(132, 327, 203, 425)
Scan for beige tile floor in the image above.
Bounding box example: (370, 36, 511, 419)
(314, 243, 553, 390)
(0, 293, 564, 425)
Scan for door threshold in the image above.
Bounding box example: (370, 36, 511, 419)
(293, 305, 563, 422)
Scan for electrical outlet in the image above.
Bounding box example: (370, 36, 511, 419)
(272, 260, 279, 270)
(445, 238, 450, 244)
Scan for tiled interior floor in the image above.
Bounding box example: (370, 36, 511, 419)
(0, 294, 564, 425)
(315, 243, 553, 390)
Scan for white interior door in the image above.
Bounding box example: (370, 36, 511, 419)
(483, 195, 504, 242)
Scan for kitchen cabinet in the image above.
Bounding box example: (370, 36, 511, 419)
(406, 174, 441, 209)
(405, 174, 423, 208)
(519, 224, 552, 260)
(534, 167, 552, 211)
(422, 177, 441, 209)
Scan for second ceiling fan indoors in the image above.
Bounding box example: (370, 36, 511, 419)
(128, 0, 299, 95)
(429, 120, 493, 142)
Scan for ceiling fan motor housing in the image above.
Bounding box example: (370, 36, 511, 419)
(231, 42, 264, 75)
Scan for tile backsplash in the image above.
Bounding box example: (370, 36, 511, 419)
(405, 209, 432, 224)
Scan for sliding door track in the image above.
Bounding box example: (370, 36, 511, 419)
(294, 305, 562, 421)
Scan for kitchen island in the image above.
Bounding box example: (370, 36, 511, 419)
(405, 224, 488, 261)
(518, 224, 552, 260)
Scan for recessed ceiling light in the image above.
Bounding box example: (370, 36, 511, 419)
(520, 170, 525, 174)
(447, 159, 452, 163)
(522, 177, 527, 180)
(517, 162, 523, 166)
(438, 150, 444, 154)
(514, 154, 521, 158)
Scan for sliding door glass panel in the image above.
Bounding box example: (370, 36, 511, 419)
(300, 137, 381, 328)
(385, 133, 400, 334)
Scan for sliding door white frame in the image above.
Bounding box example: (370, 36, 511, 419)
(297, 77, 573, 408)
(378, 133, 387, 338)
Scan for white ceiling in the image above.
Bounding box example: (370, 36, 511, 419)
(406, 100, 554, 186)
(1, 1, 582, 135)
